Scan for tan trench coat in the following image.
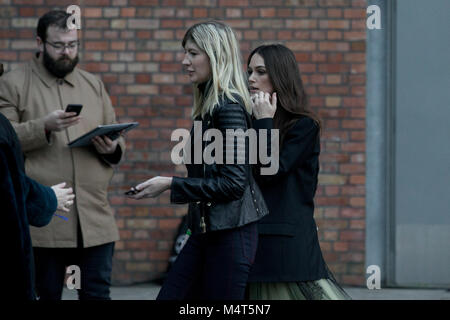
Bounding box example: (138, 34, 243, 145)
(0, 54, 125, 248)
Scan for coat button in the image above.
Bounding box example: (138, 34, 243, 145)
(251, 190, 254, 194)
(196, 201, 201, 204)
(206, 202, 211, 206)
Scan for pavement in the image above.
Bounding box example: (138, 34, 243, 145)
(62, 282, 450, 300)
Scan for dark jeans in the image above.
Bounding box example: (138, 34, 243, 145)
(157, 222, 258, 300)
(33, 242, 115, 300)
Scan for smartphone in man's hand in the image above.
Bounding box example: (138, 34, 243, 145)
(65, 104, 83, 116)
(124, 187, 139, 196)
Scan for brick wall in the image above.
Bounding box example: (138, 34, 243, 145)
(0, 0, 367, 286)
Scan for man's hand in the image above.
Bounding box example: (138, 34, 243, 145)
(92, 135, 119, 155)
(44, 110, 81, 132)
(51, 182, 75, 213)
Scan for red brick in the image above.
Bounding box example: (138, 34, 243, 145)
(161, 20, 183, 28)
(85, 41, 109, 50)
(328, 30, 342, 40)
(341, 142, 365, 152)
(318, 85, 349, 95)
(351, 131, 365, 141)
(219, 0, 249, 6)
(192, 8, 207, 18)
(293, 9, 310, 17)
(121, 8, 136, 17)
(136, 74, 151, 83)
(130, 0, 158, 5)
(311, 8, 326, 18)
(111, 41, 126, 50)
(349, 175, 365, 185)
(350, 219, 365, 229)
(286, 20, 317, 29)
(260, 8, 276, 17)
(319, 41, 350, 52)
(0, 51, 17, 60)
(154, 8, 175, 17)
(350, 197, 365, 207)
(319, 20, 350, 29)
(243, 8, 258, 18)
(344, 8, 366, 19)
(84, 8, 102, 18)
(327, 8, 342, 18)
(277, 8, 292, 17)
(149, 250, 171, 261)
(351, 40, 366, 51)
(319, 109, 349, 118)
(342, 120, 365, 129)
(343, 97, 365, 107)
(344, 31, 366, 41)
(341, 252, 364, 263)
(19, 7, 34, 17)
(334, 241, 349, 251)
(315, 197, 349, 206)
(340, 230, 364, 241)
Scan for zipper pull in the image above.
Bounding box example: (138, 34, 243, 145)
(200, 216, 206, 233)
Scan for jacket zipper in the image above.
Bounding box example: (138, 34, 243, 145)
(200, 122, 208, 233)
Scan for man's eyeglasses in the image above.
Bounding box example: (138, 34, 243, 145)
(45, 40, 80, 52)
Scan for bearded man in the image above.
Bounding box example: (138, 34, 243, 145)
(0, 10, 125, 300)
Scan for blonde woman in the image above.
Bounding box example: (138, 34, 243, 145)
(127, 21, 268, 300)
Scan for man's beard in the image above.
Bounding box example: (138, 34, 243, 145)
(43, 48, 79, 79)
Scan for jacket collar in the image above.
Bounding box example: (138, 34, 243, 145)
(31, 52, 77, 88)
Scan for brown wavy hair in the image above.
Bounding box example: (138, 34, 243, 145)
(247, 44, 321, 146)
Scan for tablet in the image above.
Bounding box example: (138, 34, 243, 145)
(68, 122, 139, 148)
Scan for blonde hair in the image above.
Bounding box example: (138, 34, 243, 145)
(182, 21, 251, 119)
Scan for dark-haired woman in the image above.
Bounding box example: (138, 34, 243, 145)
(245, 44, 351, 300)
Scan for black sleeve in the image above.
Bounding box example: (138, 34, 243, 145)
(170, 103, 249, 204)
(0, 144, 57, 228)
(253, 116, 319, 185)
(100, 144, 123, 165)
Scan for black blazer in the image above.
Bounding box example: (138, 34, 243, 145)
(248, 116, 328, 282)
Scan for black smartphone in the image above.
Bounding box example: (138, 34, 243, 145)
(124, 187, 139, 196)
(65, 104, 83, 116)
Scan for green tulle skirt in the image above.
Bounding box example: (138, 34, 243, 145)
(247, 279, 352, 300)
(247, 267, 352, 300)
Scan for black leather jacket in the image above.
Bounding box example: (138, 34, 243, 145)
(170, 95, 269, 234)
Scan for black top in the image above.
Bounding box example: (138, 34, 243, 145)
(0, 113, 57, 299)
(248, 116, 328, 282)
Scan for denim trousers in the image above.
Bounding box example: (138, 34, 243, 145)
(157, 221, 258, 300)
